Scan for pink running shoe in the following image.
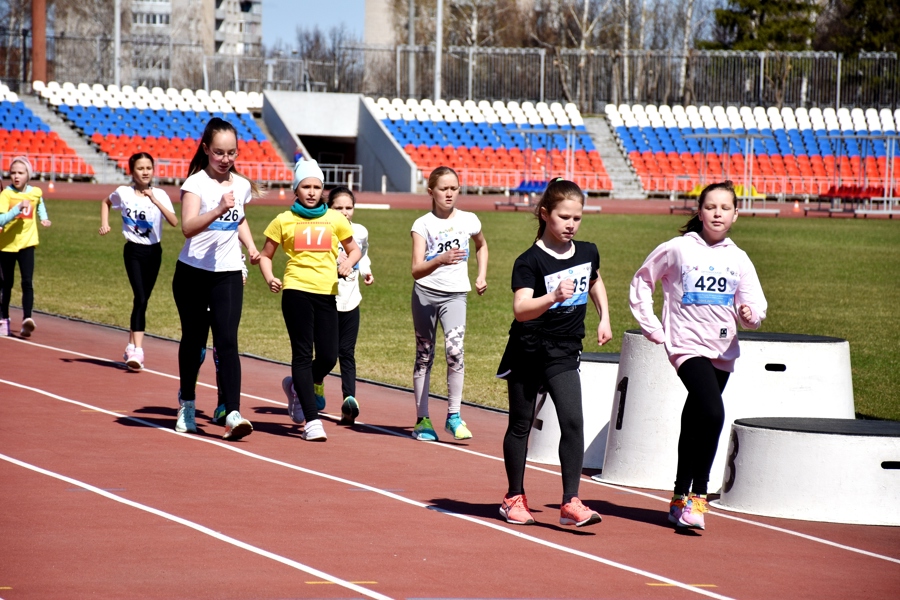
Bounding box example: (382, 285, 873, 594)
(560, 497, 602, 527)
(499, 494, 535, 525)
(678, 495, 709, 530)
(126, 347, 144, 371)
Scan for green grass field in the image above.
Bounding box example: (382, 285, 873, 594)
(19, 199, 900, 421)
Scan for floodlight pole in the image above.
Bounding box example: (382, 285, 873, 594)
(434, 0, 443, 102)
(408, 0, 415, 97)
(114, 0, 121, 86)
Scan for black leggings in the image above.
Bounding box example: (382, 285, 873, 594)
(282, 289, 339, 422)
(123, 242, 162, 332)
(0, 246, 35, 319)
(503, 368, 584, 504)
(172, 261, 243, 413)
(336, 306, 360, 399)
(674, 356, 730, 496)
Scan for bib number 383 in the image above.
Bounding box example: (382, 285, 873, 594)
(294, 223, 333, 252)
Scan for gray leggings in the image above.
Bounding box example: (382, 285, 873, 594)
(411, 282, 468, 418)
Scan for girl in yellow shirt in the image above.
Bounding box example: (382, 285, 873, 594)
(259, 160, 361, 441)
(0, 157, 51, 337)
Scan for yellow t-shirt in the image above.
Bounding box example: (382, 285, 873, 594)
(263, 208, 354, 295)
(0, 186, 44, 252)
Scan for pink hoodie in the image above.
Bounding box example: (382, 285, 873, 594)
(629, 232, 767, 372)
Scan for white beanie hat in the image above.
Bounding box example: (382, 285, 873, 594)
(293, 159, 324, 191)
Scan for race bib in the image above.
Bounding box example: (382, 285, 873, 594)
(208, 207, 241, 231)
(16, 202, 34, 220)
(294, 222, 333, 252)
(544, 262, 592, 310)
(425, 235, 469, 261)
(681, 264, 739, 306)
(122, 206, 154, 237)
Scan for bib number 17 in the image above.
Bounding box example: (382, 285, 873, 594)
(294, 224, 332, 252)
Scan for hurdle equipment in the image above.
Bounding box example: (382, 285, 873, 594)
(713, 418, 900, 526)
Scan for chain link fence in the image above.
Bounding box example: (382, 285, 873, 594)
(2, 30, 898, 111)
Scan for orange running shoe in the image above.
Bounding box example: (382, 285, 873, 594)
(499, 494, 535, 525)
(560, 497, 602, 527)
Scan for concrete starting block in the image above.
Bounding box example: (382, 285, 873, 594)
(527, 353, 620, 469)
(713, 418, 900, 526)
(599, 331, 855, 491)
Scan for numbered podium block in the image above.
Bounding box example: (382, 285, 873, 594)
(599, 331, 855, 491)
(527, 353, 620, 469)
(714, 418, 900, 525)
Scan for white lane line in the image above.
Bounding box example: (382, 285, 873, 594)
(0, 378, 736, 600)
(0, 451, 393, 600)
(8, 335, 900, 565)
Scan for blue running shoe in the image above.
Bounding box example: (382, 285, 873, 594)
(314, 382, 326, 411)
(412, 417, 438, 441)
(445, 413, 473, 440)
(212, 403, 227, 425)
(340, 396, 360, 425)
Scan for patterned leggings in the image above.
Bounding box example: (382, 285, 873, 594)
(411, 283, 468, 418)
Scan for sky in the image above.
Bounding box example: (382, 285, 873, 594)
(261, 0, 367, 49)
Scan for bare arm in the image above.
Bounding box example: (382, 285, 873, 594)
(181, 190, 232, 238)
(589, 272, 613, 345)
(512, 280, 575, 323)
(410, 231, 466, 280)
(144, 189, 178, 228)
(258, 237, 282, 293)
(99, 197, 113, 235)
(338, 237, 361, 278)
(472, 231, 488, 295)
(237, 218, 260, 264)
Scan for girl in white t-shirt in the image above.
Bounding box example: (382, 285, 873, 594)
(172, 117, 260, 441)
(409, 166, 488, 442)
(99, 152, 177, 371)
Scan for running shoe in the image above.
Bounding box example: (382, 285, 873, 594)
(314, 382, 326, 411)
(123, 343, 135, 362)
(20, 317, 35, 338)
(678, 495, 709, 530)
(282, 376, 304, 424)
(301, 418, 327, 441)
(125, 347, 144, 371)
(0, 319, 8, 337)
(212, 404, 227, 425)
(223, 410, 253, 441)
(559, 497, 602, 527)
(340, 396, 360, 425)
(668, 495, 688, 524)
(444, 413, 473, 440)
(499, 494, 535, 525)
(412, 417, 438, 441)
(175, 400, 197, 433)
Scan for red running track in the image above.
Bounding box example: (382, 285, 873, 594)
(1, 310, 898, 599)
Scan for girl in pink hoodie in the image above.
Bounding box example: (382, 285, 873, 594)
(629, 181, 767, 531)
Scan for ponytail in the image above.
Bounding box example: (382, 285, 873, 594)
(534, 178, 584, 241)
(680, 181, 737, 235)
(187, 117, 261, 197)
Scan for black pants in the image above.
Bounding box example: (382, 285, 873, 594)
(123, 242, 162, 332)
(172, 261, 243, 413)
(503, 368, 584, 504)
(282, 289, 339, 423)
(0, 246, 35, 319)
(336, 306, 360, 399)
(674, 356, 730, 496)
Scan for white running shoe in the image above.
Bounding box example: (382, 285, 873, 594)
(281, 376, 304, 425)
(20, 317, 35, 338)
(126, 347, 144, 371)
(175, 400, 197, 433)
(223, 410, 253, 441)
(301, 419, 327, 441)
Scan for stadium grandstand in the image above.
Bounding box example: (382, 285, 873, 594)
(368, 97, 612, 194)
(607, 103, 900, 199)
(0, 83, 94, 179)
(32, 81, 290, 183)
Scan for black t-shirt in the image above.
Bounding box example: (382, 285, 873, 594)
(509, 240, 600, 340)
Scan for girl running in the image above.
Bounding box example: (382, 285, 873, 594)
(0, 157, 51, 338)
(630, 180, 767, 531)
(410, 166, 488, 441)
(173, 117, 260, 441)
(261, 160, 361, 442)
(99, 152, 178, 370)
(311, 185, 373, 425)
(497, 178, 610, 528)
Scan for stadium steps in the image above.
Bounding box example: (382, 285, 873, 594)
(585, 116, 646, 199)
(20, 94, 128, 184)
(251, 113, 292, 166)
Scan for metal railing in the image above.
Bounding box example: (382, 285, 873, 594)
(0, 152, 94, 179)
(2, 29, 897, 111)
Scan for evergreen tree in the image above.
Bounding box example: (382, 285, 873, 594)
(815, 0, 899, 54)
(701, 0, 819, 51)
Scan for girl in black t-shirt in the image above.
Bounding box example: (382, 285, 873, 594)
(497, 178, 612, 528)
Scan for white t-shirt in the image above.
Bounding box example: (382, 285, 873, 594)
(177, 170, 252, 272)
(109, 186, 174, 245)
(336, 222, 372, 312)
(411, 209, 481, 293)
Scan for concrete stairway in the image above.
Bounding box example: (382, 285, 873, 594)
(20, 95, 129, 184)
(585, 116, 646, 199)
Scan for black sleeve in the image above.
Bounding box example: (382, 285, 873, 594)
(511, 249, 537, 291)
